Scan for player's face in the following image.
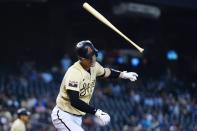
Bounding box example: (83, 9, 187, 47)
(21, 115, 30, 123)
(81, 55, 96, 68)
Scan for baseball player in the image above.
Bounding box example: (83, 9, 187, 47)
(51, 40, 138, 131)
(10, 108, 31, 131)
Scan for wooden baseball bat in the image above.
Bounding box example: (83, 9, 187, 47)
(83, 2, 144, 53)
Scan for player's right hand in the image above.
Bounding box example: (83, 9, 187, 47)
(95, 109, 110, 126)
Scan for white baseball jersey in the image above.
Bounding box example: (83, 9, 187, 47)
(10, 119, 26, 131)
(56, 60, 104, 116)
(51, 61, 105, 131)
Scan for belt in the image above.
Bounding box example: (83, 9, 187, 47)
(61, 96, 70, 101)
(62, 109, 83, 117)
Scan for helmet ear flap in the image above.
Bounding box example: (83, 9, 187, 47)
(94, 48, 98, 57)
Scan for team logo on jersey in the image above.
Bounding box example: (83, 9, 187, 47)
(80, 80, 96, 96)
(68, 80, 78, 88)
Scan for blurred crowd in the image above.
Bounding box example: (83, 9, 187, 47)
(0, 54, 196, 131)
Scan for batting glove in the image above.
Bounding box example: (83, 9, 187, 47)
(95, 109, 110, 126)
(119, 71, 138, 81)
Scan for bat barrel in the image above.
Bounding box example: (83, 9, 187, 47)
(83, 2, 144, 53)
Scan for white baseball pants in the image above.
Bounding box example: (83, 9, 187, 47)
(51, 106, 84, 131)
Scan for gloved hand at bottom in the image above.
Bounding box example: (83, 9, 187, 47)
(94, 109, 110, 126)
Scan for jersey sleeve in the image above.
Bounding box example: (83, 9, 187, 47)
(64, 68, 82, 92)
(95, 62, 105, 76)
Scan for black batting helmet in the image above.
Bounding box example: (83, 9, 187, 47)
(75, 40, 98, 60)
(17, 108, 31, 117)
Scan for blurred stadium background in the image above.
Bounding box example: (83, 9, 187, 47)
(0, 0, 197, 131)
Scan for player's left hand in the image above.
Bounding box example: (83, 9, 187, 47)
(119, 71, 138, 81)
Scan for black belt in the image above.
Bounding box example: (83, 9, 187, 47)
(62, 109, 83, 117)
(61, 96, 70, 101)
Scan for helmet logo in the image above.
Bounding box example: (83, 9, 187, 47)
(76, 42, 83, 48)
